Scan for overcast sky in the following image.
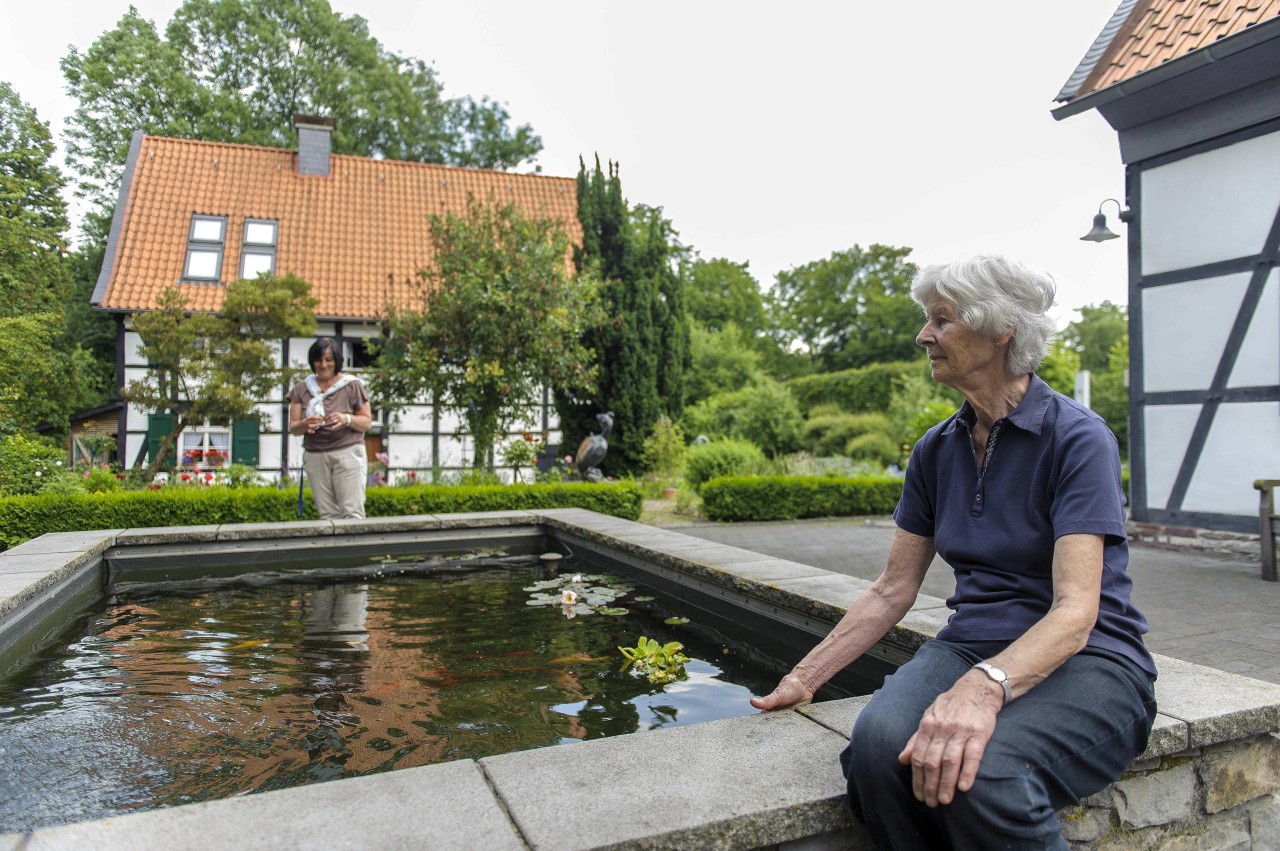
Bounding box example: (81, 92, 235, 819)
(0, 0, 1129, 326)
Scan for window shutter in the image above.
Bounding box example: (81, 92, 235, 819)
(146, 414, 177, 470)
(232, 418, 259, 465)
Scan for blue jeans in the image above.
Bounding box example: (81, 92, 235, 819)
(840, 639, 1156, 850)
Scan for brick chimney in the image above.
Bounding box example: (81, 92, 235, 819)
(293, 114, 335, 176)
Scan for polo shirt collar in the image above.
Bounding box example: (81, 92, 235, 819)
(940, 374, 1053, 437)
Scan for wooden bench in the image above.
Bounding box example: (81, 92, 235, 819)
(1256, 479, 1280, 581)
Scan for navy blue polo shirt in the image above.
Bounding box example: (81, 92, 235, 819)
(894, 375, 1155, 675)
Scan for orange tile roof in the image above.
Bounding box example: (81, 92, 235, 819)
(98, 135, 581, 319)
(1075, 0, 1280, 98)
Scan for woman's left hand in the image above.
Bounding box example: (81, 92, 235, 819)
(324, 412, 348, 429)
(897, 672, 1001, 807)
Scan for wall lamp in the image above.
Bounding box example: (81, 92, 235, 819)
(1080, 198, 1134, 242)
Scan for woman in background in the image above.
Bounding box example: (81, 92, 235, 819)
(287, 338, 372, 519)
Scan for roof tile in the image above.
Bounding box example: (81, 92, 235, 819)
(99, 136, 581, 320)
(1076, 0, 1280, 97)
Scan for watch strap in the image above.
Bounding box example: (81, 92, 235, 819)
(974, 661, 1012, 705)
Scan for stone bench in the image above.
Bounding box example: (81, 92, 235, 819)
(1, 511, 1278, 849)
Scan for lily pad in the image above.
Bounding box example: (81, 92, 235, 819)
(596, 607, 629, 616)
(663, 616, 690, 625)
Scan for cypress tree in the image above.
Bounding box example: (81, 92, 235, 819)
(557, 157, 676, 477)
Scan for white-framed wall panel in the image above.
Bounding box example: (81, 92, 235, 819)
(1140, 405, 1201, 512)
(1228, 269, 1279, 389)
(1140, 130, 1280, 275)
(1182, 402, 1280, 515)
(1142, 273, 1251, 392)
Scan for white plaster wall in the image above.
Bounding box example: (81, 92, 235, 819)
(392, 405, 435, 433)
(1142, 405, 1200, 511)
(1140, 130, 1280, 275)
(123, 331, 146, 364)
(389, 435, 432, 469)
(1183, 402, 1280, 515)
(1228, 269, 1279, 389)
(258, 437, 283, 469)
(1142, 273, 1250, 392)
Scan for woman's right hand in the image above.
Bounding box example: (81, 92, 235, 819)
(305, 415, 325, 434)
(750, 673, 815, 712)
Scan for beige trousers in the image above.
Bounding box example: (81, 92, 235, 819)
(304, 442, 367, 519)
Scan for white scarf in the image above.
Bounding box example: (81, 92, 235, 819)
(304, 373, 356, 419)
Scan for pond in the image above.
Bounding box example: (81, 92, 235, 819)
(0, 557, 806, 833)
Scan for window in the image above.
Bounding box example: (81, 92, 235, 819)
(239, 218, 278, 279)
(179, 427, 231, 469)
(344, 338, 376, 370)
(184, 215, 227, 281)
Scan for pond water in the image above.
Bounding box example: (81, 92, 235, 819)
(0, 561, 793, 833)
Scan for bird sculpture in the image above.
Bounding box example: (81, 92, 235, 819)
(576, 411, 614, 483)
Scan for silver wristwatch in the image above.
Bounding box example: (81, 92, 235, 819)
(974, 661, 1013, 705)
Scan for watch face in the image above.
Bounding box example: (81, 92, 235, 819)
(979, 662, 1006, 682)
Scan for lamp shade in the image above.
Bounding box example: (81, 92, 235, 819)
(1080, 212, 1120, 242)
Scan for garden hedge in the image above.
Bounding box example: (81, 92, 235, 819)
(0, 481, 643, 551)
(699, 474, 903, 522)
(785, 360, 926, 416)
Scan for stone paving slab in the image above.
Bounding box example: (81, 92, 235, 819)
(483, 709, 854, 850)
(2, 530, 119, 557)
(0, 550, 92, 576)
(692, 555, 830, 585)
(22, 760, 524, 851)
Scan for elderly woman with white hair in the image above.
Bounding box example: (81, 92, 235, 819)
(753, 255, 1156, 850)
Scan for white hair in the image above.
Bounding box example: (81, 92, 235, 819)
(910, 255, 1058, 376)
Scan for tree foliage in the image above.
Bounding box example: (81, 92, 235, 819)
(125, 274, 318, 478)
(0, 315, 99, 439)
(61, 0, 542, 211)
(682, 257, 767, 333)
(367, 201, 601, 472)
(0, 80, 71, 317)
(769, 243, 923, 373)
(1061, 301, 1127, 372)
(556, 159, 687, 476)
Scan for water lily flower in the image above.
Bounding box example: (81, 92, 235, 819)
(571, 574, 583, 583)
(560, 589, 578, 606)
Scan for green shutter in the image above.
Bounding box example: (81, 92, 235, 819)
(146, 413, 177, 471)
(232, 418, 260, 465)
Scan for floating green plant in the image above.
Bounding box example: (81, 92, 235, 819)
(619, 636, 690, 685)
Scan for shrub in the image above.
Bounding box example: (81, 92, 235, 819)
(681, 379, 803, 458)
(81, 465, 124, 494)
(846, 432, 900, 467)
(700, 475, 904, 522)
(0, 434, 66, 496)
(803, 411, 893, 458)
(0, 481, 643, 550)
(684, 439, 768, 492)
(640, 415, 687, 484)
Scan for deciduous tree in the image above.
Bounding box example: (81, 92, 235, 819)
(682, 257, 767, 333)
(769, 244, 922, 373)
(125, 274, 318, 479)
(61, 0, 543, 212)
(367, 201, 601, 472)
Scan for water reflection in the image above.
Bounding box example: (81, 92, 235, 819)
(0, 568, 780, 833)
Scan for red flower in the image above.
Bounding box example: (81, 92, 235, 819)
(180, 473, 191, 481)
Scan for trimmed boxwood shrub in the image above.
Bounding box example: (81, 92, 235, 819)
(0, 481, 642, 551)
(699, 475, 903, 522)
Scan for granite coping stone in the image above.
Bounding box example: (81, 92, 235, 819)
(434, 510, 539, 528)
(216, 520, 334, 541)
(330, 514, 444, 535)
(698, 557, 831, 583)
(1148, 655, 1280, 749)
(113, 525, 222, 546)
(482, 707, 857, 851)
(20, 759, 525, 851)
(2, 530, 119, 557)
(0, 550, 92, 577)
